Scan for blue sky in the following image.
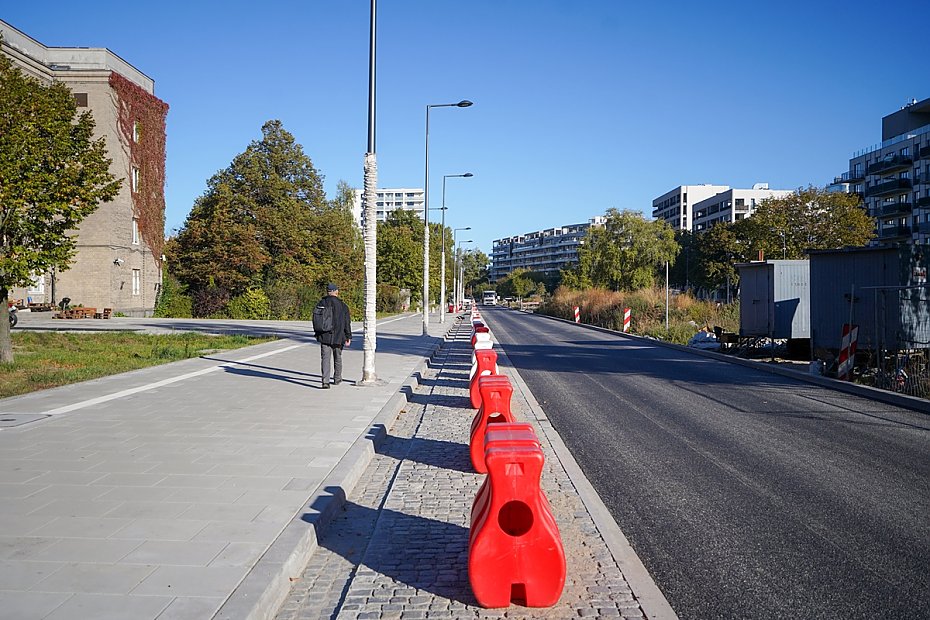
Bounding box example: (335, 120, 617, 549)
(4, 1, 929, 255)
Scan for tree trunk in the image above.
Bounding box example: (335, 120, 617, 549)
(361, 152, 377, 383)
(0, 288, 12, 364)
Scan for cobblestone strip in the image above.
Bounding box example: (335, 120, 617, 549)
(277, 320, 646, 619)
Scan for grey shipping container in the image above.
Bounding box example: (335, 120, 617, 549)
(809, 246, 930, 353)
(737, 260, 810, 339)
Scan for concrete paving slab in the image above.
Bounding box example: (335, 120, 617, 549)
(0, 313, 443, 619)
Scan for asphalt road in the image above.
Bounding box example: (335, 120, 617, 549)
(482, 306, 930, 620)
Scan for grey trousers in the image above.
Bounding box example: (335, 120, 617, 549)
(320, 343, 343, 385)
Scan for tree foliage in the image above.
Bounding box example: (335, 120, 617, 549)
(171, 121, 362, 317)
(568, 209, 678, 291)
(747, 186, 875, 258)
(377, 208, 422, 298)
(0, 52, 120, 361)
(460, 248, 490, 297)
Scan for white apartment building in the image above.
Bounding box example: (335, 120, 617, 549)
(490, 216, 607, 282)
(840, 97, 930, 245)
(692, 185, 792, 231)
(351, 188, 424, 228)
(652, 184, 730, 231)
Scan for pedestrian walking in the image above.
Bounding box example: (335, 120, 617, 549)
(312, 283, 352, 389)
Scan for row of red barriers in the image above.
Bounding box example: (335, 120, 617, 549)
(464, 309, 566, 609)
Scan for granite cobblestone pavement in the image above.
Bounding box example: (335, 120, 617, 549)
(276, 318, 669, 620)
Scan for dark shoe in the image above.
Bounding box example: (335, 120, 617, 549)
(321, 383, 330, 389)
(333, 379, 342, 385)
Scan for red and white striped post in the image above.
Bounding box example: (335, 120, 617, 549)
(837, 323, 858, 380)
(623, 307, 631, 333)
(573, 306, 580, 323)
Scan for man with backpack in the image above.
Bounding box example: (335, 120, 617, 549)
(312, 283, 352, 389)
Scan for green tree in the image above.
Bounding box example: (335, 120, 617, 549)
(0, 52, 120, 362)
(172, 121, 362, 317)
(460, 248, 490, 298)
(377, 208, 422, 299)
(692, 220, 749, 292)
(575, 209, 679, 291)
(749, 186, 875, 258)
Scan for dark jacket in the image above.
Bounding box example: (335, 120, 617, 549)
(316, 294, 352, 346)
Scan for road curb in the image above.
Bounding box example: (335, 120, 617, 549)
(528, 310, 930, 416)
(215, 334, 447, 620)
(490, 327, 680, 620)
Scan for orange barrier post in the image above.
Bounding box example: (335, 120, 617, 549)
(469, 349, 499, 408)
(469, 424, 565, 608)
(469, 375, 516, 473)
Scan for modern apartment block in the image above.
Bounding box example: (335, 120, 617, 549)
(839, 97, 930, 245)
(351, 188, 425, 228)
(490, 217, 607, 282)
(1, 20, 166, 316)
(652, 184, 730, 231)
(692, 185, 792, 232)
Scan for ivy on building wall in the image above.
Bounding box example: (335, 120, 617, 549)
(108, 72, 168, 265)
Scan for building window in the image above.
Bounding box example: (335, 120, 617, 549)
(133, 121, 141, 143)
(132, 269, 141, 296)
(131, 166, 140, 192)
(901, 147, 909, 157)
(73, 93, 88, 107)
(132, 218, 140, 245)
(27, 273, 45, 295)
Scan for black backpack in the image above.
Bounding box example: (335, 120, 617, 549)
(312, 301, 334, 334)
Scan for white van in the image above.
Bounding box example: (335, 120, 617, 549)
(482, 290, 497, 305)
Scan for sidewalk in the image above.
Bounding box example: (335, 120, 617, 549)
(0, 313, 443, 620)
(274, 318, 676, 619)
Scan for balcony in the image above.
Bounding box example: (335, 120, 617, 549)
(879, 225, 912, 239)
(918, 196, 930, 208)
(919, 145, 930, 161)
(845, 169, 865, 182)
(920, 222, 930, 235)
(865, 178, 912, 198)
(867, 155, 913, 176)
(879, 202, 913, 217)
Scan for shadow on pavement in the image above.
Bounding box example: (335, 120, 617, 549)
(306, 488, 475, 605)
(367, 425, 473, 474)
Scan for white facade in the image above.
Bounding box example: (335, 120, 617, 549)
(652, 184, 729, 231)
(490, 216, 607, 282)
(351, 188, 424, 228)
(692, 186, 792, 231)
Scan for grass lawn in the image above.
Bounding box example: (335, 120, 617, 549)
(0, 331, 275, 399)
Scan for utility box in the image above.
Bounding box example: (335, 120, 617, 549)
(809, 246, 930, 353)
(737, 260, 810, 339)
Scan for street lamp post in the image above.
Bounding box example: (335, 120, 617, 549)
(439, 173, 473, 323)
(453, 226, 471, 311)
(422, 100, 473, 336)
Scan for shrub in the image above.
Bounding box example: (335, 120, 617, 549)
(377, 283, 404, 313)
(226, 288, 271, 320)
(192, 286, 230, 318)
(153, 274, 192, 318)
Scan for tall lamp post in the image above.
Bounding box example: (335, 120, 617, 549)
(439, 173, 473, 323)
(422, 100, 473, 336)
(360, 0, 378, 383)
(452, 226, 471, 311)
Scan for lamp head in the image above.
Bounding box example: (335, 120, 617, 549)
(463, 173, 474, 177)
(456, 100, 473, 108)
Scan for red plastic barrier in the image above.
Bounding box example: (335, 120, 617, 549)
(469, 429, 566, 608)
(469, 350, 499, 409)
(471, 423, 538, 522)
(472, 331, 492, 348)
(469, 376, 516, 473)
